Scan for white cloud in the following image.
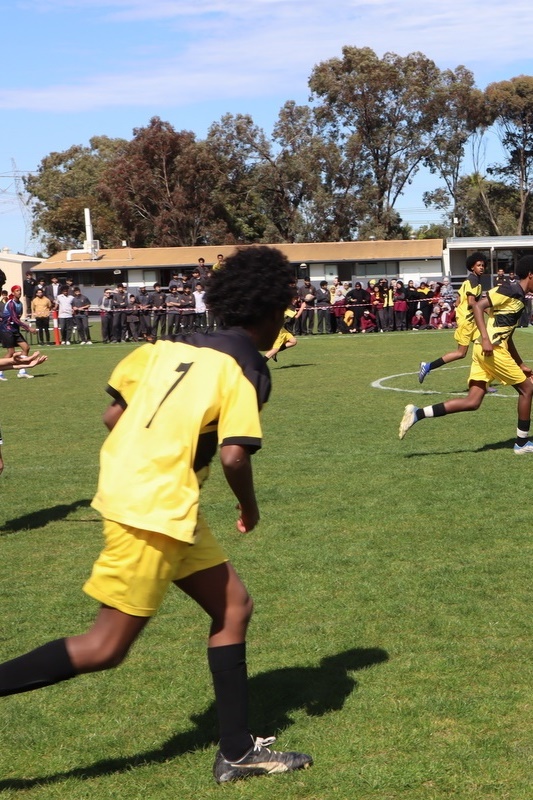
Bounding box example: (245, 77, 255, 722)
(4, 0, 533, 113)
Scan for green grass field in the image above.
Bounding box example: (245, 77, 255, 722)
(2, 329, 533, 800)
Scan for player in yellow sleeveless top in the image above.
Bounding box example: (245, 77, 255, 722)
(418, 251, 486, 383)
(400, 255, 533, 454)
(0, 246, 312, 784)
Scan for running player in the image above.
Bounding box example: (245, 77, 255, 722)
(418, 252, 486, 384)
(264, 300, 304, 362)
(0, 246, 312, 784)
(400, 255, 533, 454)
(0, 285, 38, 379)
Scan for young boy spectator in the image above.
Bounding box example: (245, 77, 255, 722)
(0, 246, 312, 784)
(71, 287, 92, 344)
(31, 287, 52, 346)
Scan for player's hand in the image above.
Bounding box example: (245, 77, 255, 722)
(521, 363, 532, 377)
(236, 504, 259, 534)
(481, 336, 493, 357)
(14, 351, 47, 367)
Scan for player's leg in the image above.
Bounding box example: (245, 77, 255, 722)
(175, 519, 312, 783)
(0, 332, 14, 379)
(400, 381, 486, 439)
(15, 335, 34, 378)
(512, 378, 533, 453)
(419, 343, 469, 384)
(177, 561, 253, 762)
(0, 606, 148, 697)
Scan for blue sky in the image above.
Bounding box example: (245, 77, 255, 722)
(1, 0, 533, 253)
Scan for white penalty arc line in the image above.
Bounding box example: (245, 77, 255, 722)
(372, 365, 513, 397)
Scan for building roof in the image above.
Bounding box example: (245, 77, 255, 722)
(447, 236, 533, 250)
(0, 249, 42, 265)
(35, 239, 444, 271)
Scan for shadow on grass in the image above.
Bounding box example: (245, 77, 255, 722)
(404, 437, 516, 457)
(0, 646, 388, 790)
(274, 362, 315, 369)
(0, 499, 93, 535)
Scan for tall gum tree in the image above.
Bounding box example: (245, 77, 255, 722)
(484, 75, 533, 235)
(23, 136, 127, 254)
(309, 46, 447, 238)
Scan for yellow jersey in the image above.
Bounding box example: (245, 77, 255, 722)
(92, 329, 270, 543)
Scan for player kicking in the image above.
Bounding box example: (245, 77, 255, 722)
(0, 247, 312, 784)
(418, 252, 486, 384)
(400, 255, 533, 454)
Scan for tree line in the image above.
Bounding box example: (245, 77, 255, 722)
(23, 46, 533, 254)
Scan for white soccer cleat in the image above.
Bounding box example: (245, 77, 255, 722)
(399, 404, 419, 440)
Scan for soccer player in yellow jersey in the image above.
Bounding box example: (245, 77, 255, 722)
(418, 252, 486, 383)
(0, 247, 312, 783)
(400, 255, 533, 454)
(264, 299, 305, 362)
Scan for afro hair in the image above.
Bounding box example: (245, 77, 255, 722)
(205, 246, 295, 328)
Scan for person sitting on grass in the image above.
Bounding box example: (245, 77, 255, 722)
(360, 309, 377, 333)
(418, 252, 486, 384)
(399, 255, 533, 455)
(0, 245, 312, 785)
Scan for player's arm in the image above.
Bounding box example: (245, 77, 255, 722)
(103, 402, 124, 431)
(0, 352, 47, 370)
(470, 295, 492, 355)
(220, 444, 259, 533)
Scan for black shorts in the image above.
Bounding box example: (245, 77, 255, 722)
(0, 330, 26, 349)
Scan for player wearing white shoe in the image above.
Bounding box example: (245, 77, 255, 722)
(400, 256, 533, 454)
(0, 286, 38, 379)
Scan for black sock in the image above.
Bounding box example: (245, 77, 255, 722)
(429, 357, 445, 371)
(516, 418, 530, 446)
(0, 638, 76, 697)
(417, 402, 447, 421)
(208, 643, 252, 761)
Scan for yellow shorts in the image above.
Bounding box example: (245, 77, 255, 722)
(272, 327, 294, 350)
(83, 513, 228, 617)
(454, 320, 478, 347)
(468, 342, 526, 386)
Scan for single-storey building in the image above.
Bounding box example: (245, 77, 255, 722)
(445, 235, 533, 289)
(32, 240, 444, 303)
(0, 248, 43, 292)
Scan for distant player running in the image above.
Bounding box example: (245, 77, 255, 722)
(264, 301, 304, 362)
(400, 255, 533, 454)
(418, 252, 486, 384)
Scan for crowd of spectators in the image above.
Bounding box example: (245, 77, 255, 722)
(13, 257, 219, 345)
(11, 259, 533, 346)
(97, 274, 210, 343)
(293, 276, 460, 335)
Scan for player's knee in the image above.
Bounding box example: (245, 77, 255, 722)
(224, 593, 254, 630)
(72, 634, 132, 672)
(465, 396, 483, 411)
